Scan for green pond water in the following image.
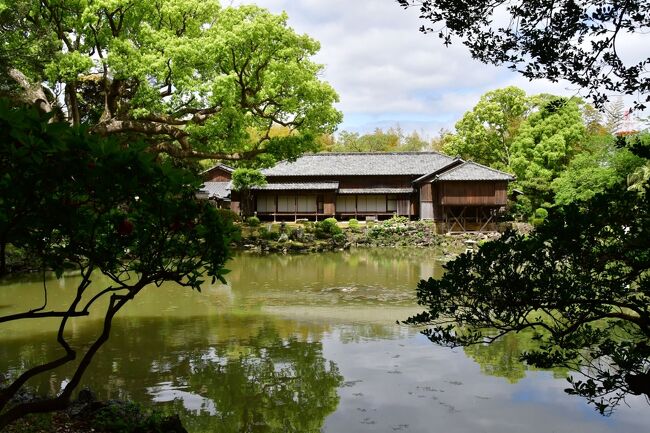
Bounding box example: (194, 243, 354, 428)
(1, 248, 648, 432)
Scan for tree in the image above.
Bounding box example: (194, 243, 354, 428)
(551, 140, 645, 205)
(442, 86, 529, 170)
(442, 88, 590, 213)
(231, 168, 267, 216)
(329, 127, 429, 152)
(405, 159, 650, 414)
(605, 98, 627, 134)
(0, 103, 237, 427)
(1, 1, 341, 163)
(509, 96, 587, 209)
(396, 0, 650, 109)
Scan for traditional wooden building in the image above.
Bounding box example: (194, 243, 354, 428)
(202, 152, 515, 232)
(200, 164, 235, 210)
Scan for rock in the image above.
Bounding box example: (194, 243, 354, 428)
(77, 388, 96, 404)
(160, 414, 189, 433)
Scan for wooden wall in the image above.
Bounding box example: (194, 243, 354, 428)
(324, 192, 336, 215)
(439, 181, 508, 206)
(253, 191, 336, 215)
(203, 166, 232, 182)
(419, 183, 434, 219)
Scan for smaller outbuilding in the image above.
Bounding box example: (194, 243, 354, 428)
(200, 164, 234, 210)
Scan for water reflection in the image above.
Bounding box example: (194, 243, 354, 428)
(1, 248, 649, 433)
(1, 314, 344, 432)
(463, 330, 568, 384)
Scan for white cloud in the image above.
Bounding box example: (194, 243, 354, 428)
(233, 0, 646, 136)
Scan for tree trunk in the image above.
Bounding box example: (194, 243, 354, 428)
(65, 82, 81, 126)
(7, 68, 55, 115)
(0, 240, 6, 276)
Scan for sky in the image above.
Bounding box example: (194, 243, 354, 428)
(234, 0, 644, 138)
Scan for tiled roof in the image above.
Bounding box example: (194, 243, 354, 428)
(252, 181, 340, 191)
(434, 161, 515, 181)
(201, 163, 234, 175)
(338, 188, 414, 194)
(261, 152, 456, 176)
(201, 181, 231, 199)
(412, 158, 462, 183)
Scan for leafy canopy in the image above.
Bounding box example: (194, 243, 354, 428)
(443, 86, 529, 170)
(0, 102, 237, 427)
(443, 87, 593, 212)
(509, 96, 587, 203)
(405, 164, 650, 414)
(231, 168, 267, 192)
(327, 127, 431, 153)
(397, 0, 650, 109)
(1, 0, 341, 164)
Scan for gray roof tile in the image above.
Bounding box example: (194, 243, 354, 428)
(201, 181, 232, 199)
(261, 152, 456, 176)
(434, 161, 515, 181)
(201, 164, 234, 175)
(338, 187, 414, 194)
(252, 181, 340, 191)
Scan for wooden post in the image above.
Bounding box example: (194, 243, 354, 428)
(479, 207, 494, 232)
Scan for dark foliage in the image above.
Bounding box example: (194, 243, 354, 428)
(0, 102, 236, 427)
(397, 0, 650, 109)
(406, 170, 650, 414)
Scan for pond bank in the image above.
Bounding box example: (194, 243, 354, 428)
(3, 390, 188, 433)
(234, 217, 507, 254)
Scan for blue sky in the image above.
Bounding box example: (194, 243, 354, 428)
(235, 0, 644, 138)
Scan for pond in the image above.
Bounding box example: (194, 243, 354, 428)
(1, 248, 648, 432)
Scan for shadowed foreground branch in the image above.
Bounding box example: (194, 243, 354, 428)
(0, 102, 237, 428)
(406, 145, 650, 413)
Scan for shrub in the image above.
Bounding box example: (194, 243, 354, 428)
(332, 232, 347, 245)
(315, 217, 342, 239)
(91, 402, 171, 433)
(246, 216, 261, 227)
(384, 215, 409, 225)
(348, 218, 360, 231)
(510, 195, 533, 220)
(530, 207, 549, 227)
(215, 208, 241, 224)
(258, 227, 280, 241)
(289, 226, 305, 241)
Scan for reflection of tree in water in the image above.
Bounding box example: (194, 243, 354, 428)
(180, 325, 342, 433)
(463, 331, 568, 383)
(0, 315, 342, 433)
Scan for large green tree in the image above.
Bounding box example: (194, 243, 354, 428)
(509, 96, 587, 207)
(551, 136, 646, 206)
(405, 148, 650, 414)
(443, 88, 591, 212)
(0, 0, 341, 163)
(443, 86, 529, 170)
(0, 103, 237, 427)
(396, 0, 650, 109)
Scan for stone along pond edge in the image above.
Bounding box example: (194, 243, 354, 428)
(232, 218, 522, 255)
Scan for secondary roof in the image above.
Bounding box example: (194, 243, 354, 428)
(433, 161, 515, 181)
